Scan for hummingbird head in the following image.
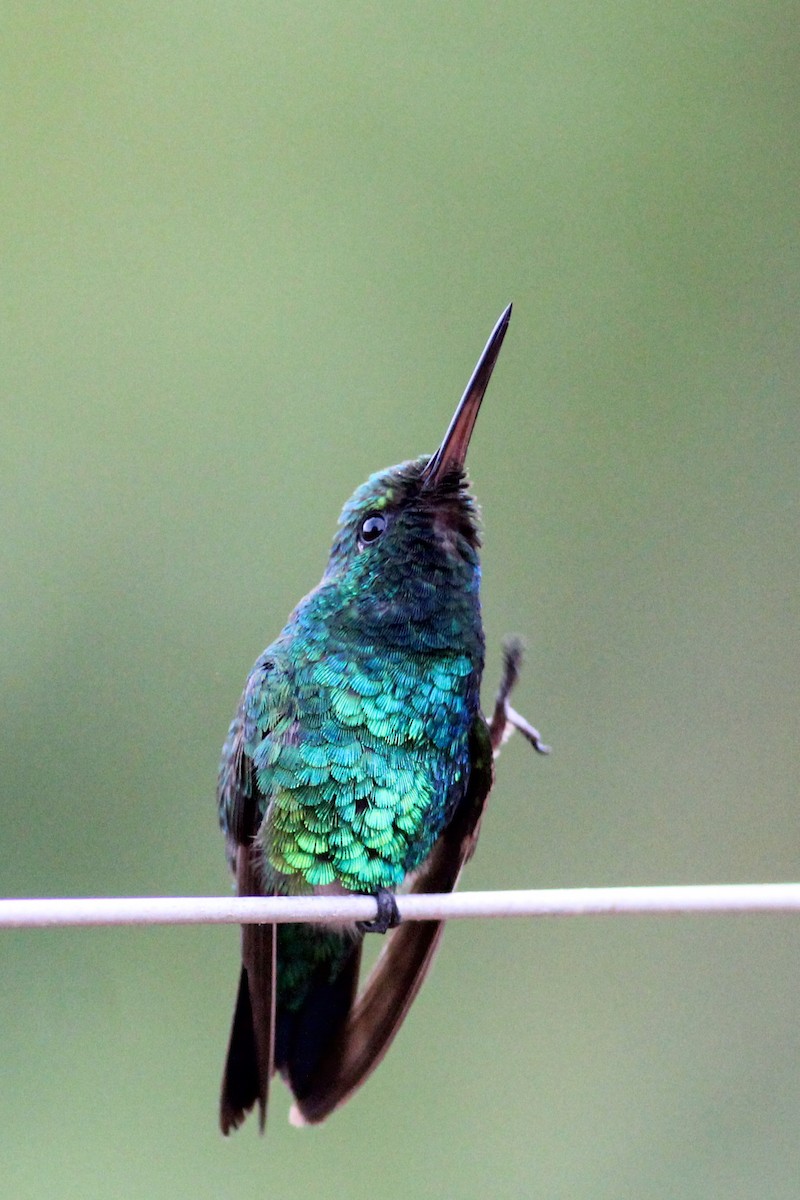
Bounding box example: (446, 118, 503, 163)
(321, 306, 512, 636)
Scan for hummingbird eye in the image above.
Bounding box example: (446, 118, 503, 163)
(358, 513, 387, 547)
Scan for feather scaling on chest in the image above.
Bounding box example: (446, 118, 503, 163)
(217, 305, 549, 1134)
(219, 514, 484, 897)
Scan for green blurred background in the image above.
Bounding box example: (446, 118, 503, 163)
(2, 3, 798, 1197)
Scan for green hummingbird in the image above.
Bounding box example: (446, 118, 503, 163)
(218, 305, 548, 1133)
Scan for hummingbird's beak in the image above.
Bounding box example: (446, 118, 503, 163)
(420, 303, 512, 490)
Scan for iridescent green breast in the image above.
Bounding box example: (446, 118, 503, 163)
(248, 629, 480, 894)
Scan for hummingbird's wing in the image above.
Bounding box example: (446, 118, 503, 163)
(219, 846, 276, 1134)
(289, 712, 496, 1125)
(218, 698, 277, 1135)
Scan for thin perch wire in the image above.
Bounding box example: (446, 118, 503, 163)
(1, 884, 800, 929)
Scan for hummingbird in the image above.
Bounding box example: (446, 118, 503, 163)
(218, 305, 548, 1133)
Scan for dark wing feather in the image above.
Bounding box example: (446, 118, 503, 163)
(219, 846, 276, 1134)
(218, 703, 277, 1135)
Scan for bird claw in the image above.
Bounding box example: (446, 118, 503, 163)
(505, 703, 551, 755)
(357, 888, 401, 935)
(489, 637, 551, 756)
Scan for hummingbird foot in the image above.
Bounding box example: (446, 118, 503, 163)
(504, 704, 551, 755)
(358, 888, 401, 935)
(489, 636, 551, 755)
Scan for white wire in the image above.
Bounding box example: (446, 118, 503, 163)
(1, 884, 800, 929)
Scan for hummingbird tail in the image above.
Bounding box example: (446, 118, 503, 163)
(289, 917, 448, 1125)
(276, 934, 362, 1104)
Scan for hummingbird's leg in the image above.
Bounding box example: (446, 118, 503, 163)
(489, 637, 551, 756)
(357, 888, 401, 935)
(504, 705, 551, 755)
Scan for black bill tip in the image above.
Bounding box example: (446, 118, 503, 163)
(421, 303, 512, 489)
